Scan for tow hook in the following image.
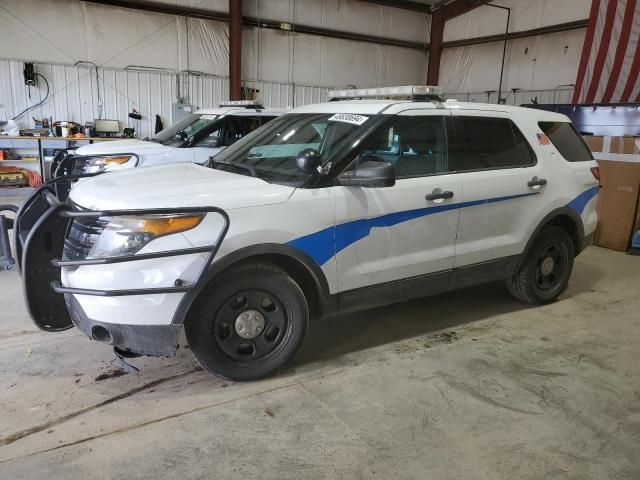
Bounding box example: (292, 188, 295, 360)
(114, 347, 142, 376)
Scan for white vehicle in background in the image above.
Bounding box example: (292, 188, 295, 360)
(16, 86, 600, 381)
(50, 101, 283, 198)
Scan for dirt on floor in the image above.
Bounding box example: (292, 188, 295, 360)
(0, 246, 639, 479)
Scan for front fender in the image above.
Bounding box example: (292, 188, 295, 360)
(170, 243, 331, 325)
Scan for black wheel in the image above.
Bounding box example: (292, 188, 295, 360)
(185, 262, 309, 381)
(506, 226, 574, 304)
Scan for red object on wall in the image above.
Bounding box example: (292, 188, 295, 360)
(573, 0, 640, 104)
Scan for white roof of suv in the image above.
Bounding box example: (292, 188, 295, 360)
(292, 99, 567, 121)
(195, 107, 287, 116)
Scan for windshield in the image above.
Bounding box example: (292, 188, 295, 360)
(152, 114, 219, 146)
(211, 113, 383, 185)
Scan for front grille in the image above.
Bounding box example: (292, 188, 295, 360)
(53, 154, 86, 201)
(63, 214, 110, 261)
(71, 157, 90, 175)
(53, 154, 85, 177)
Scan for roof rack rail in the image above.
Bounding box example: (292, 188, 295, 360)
(327, 85, 445, 102)
(219, 100, 264, 109)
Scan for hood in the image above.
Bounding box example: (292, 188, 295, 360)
(75, 139, 175, 156)
(69, 163, 294, 211)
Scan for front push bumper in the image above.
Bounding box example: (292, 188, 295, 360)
(16, 184, 230, 357)
(49, 150, 140, 201)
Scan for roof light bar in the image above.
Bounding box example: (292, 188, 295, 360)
(327, 85, 445, 101)
(219, 100, 263, 107)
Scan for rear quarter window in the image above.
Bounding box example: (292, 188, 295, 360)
(538, 121, 594, 162)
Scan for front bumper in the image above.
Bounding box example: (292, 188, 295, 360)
(66, 294, 182, 356)
(16, 185, 229, 356)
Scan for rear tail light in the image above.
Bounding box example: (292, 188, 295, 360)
(590, 166, 600, 181)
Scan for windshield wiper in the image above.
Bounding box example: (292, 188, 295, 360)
(145, 137, 162, 143)
(211, 159, 257, 177)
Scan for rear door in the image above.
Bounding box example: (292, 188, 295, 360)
(450, 111, 546, 271)
(334, 110, 461, 293)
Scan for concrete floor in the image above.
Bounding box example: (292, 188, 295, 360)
(0, 210, 639, 479)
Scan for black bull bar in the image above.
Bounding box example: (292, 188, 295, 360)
(15, 182, 230, 333)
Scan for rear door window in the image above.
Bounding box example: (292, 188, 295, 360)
(538, 122, 594, 162)
(449, 116, 536, 171)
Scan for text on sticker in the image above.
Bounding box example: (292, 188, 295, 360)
(328, 114, 369, 126)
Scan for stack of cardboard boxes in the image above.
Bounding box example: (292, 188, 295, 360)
(583, 135, 640, 253)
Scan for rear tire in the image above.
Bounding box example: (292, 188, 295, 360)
(185, 262, 309, 381)
(506, 226, 574, 305)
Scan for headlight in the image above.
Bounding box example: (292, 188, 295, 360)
(81, 155, 136, 173)
(88, 214, 204, 258)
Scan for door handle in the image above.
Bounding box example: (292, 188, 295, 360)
(527, 177, 548, 188)
(425, 189, 454, 201)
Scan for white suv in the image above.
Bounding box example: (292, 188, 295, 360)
(16, 86, 599, 380)
(50, 102, 283, 198)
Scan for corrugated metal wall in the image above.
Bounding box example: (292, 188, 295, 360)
(0, 59, 330, 139)
(445, 87, 576, 106)
(1, 58, 579, 141)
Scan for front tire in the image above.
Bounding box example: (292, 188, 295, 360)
(506, 226, 574, 304)
(185, 262, 309, 381)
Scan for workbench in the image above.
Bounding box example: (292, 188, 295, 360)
(0, 136, 123, 186)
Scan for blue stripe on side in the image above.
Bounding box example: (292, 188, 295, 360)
(566, 185, 599, 215)
(287, 191, 539, 266)
(287, 226, 336, 267)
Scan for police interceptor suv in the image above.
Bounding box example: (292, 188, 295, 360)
(50, 101, 283, 199)
(16, 86, 599, 380)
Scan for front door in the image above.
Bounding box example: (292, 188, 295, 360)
(334, 111, 461, 294)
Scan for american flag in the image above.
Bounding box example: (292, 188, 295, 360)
(537, 133, 551, 145)
(572, 0, 640, 104)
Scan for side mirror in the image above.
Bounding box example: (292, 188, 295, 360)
(337, 161, 396, 188)
(296, 148, 322, 174)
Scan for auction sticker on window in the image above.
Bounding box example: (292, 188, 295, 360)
(328, 113, 369, 125)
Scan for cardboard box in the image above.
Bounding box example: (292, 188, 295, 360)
(583, 135, 640, 162)
(610, 137, 640, 155)
(594, 160, 640, 252)
(583, 135, 604, 153)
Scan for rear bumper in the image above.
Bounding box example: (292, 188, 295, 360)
(579, 232, 595, 254)
(66, 295, 181, 356)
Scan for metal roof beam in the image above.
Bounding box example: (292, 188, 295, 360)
(357, 0, 431, 13)
(81, 0, 428, 51)
(432, 0, 492, 21)
(443, 19, 589, 48)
